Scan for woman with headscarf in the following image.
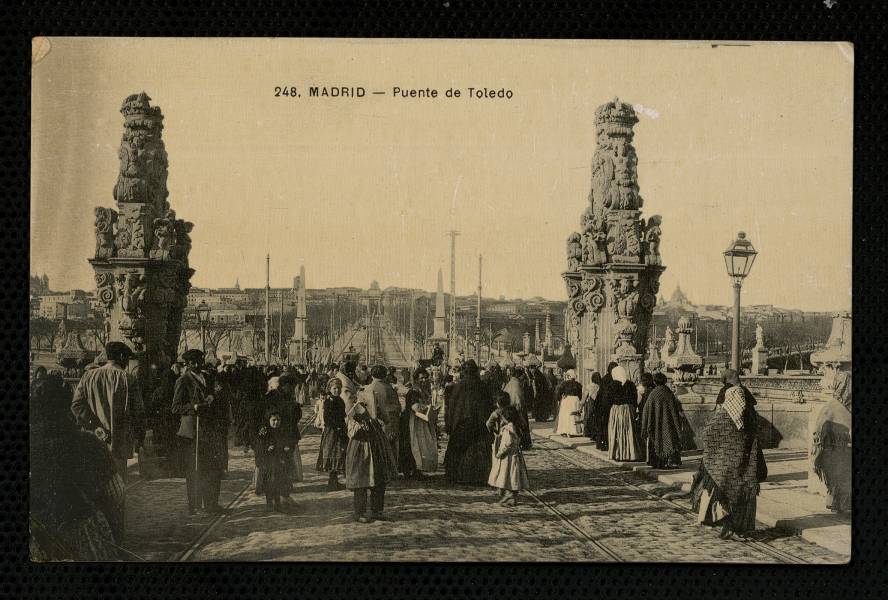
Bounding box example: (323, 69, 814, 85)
(345, 399, 398, 523)
(641, 372, 683, 468)
(443, 360, 495, 485)
(636, 372, 655, 427)
(503, 366, 532, 450)
(586, 362, 617, 450)
(690, 369, 767, 539)
(400, 367, 438, 477)
(607, 365, 640, 461)
(581, 372, 602, 439)
(31, 373, 126, 560)
(553, 370, 584, 437)
(811, 370, 851, 513)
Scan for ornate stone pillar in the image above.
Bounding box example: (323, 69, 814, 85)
(563, 98, 665, 389)
(89, 93, 195, 468)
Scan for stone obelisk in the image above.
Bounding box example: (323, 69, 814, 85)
(289, 265, 308, 363)
(89, 92, 195, 473)
(430, 268, 448, 356)
(562, 98, 666, 388)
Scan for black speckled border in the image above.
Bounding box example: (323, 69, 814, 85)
(8, 1, 884, 598)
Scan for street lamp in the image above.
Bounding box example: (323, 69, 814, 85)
(197, 300, 211, 354)
(723, 231, 758, 371)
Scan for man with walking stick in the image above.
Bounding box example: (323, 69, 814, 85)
(172, 349, 229, 516)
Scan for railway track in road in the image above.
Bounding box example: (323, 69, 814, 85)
(174, 410, 317, 562)
(530, 437, 811, 564)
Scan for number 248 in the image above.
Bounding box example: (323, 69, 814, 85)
(274, 87, 299, 97)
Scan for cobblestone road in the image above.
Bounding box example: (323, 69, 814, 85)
(123, 425, 845, 563)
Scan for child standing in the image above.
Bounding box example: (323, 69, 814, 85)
(316, 378, 348, 491)
(488, 405, 530, 507)
(255, 410, 294, 512)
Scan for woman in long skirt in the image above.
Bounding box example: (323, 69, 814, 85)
(345, 401, 398, 523)
(405, 368, 438, 476)
(316, 378, 348, 491)
(690, 372, 768, 539)
(553, 369, 584, 437)
(607, 365, 640, 461)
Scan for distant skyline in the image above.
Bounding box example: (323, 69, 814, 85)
(31, 39, 852, 313)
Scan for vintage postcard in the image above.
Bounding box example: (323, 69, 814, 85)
(30, 38, 852, 563)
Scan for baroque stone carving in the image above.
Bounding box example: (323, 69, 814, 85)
(95, 271, 116, 310)
(116, 271, 147, 350)
(172, 219, 194, 264)
(643, 215, 663, 266)
(150, 216, 176, 260)
(613, 319, 638, 356)
(566, 232, 582, 271)
(589, 98, 642, 220)
(114, 92, 170, 213)
(94, 207, 118, 259)
(581, 276, 606, 314)
(562, 97, 664, 385)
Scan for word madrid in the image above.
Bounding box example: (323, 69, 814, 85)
(304, 86, 514, 99)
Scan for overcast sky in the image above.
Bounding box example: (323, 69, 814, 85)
(31, 38, 852, 311)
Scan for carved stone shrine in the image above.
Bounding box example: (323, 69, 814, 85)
(563, 98, 665, 387)
(664, 316, 703, 381)
(89, 93, 195, 470)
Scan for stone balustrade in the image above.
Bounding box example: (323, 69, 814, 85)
(672, 374, 825, 450)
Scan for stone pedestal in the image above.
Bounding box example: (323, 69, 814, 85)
(563, 98, 665, 388)
(90, 92, 194, 477)
(751, 346, 768, 375)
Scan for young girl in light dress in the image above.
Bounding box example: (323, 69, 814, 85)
(488, 405, 530, 507)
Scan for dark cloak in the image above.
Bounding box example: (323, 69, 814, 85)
(443, 371, 494, 484)
(690, 400, 767, 529)
(640, 384, 683, 467)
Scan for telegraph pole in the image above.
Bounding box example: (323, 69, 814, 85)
(278, 289, 284, 364)
(264, 254, 271, 365)
(447, 230, 459, 363)
(476, 254, 482, 362)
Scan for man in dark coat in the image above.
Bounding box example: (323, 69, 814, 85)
(172, 349, 229, 515)
(640, 372, 683, 468)
(443, 360, 494, 485)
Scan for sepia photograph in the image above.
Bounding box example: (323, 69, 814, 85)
(29, 37, 852, 563)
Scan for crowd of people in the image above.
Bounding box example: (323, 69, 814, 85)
(28, 338, 852, 558)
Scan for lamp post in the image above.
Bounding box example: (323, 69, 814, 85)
(723, 231, 758, 371)
(197, 300, 211, 355)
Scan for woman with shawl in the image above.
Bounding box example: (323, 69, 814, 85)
(31, 373, 125, 560)
(690, 371, 768, 539)
(811, 370, 851, 513)
(581, 372, 602, 439)
(640, 372, 683, 468)
(443, 360, 495, 485)
(345, 400, 398, 523)
(607, 365, 640, 461)
(401, 368, 438, 477)
(553, 369, 584, 437)
(586, 362, 617, 450)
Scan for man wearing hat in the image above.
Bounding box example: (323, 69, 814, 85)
(172, 349, 229, 515)
(71, 341, 145, 480)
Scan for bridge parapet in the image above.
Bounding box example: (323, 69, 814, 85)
(673, 374, 825, 450)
